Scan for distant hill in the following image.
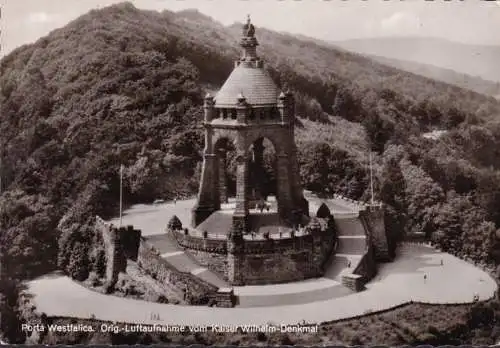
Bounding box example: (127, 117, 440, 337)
(334, 37, 500, 83)
(368, 54, 500, 99)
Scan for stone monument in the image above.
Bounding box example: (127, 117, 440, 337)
(192, 16, 309, 234)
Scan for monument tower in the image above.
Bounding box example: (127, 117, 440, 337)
(192, 16, 309, 237)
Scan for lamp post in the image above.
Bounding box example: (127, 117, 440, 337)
(369, 149, 374, 206)
(119, 164, 124, 227)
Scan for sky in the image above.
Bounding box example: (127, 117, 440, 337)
(1, 0, 499, 56)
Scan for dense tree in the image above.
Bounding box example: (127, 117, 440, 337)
(0, 276, 26, 344)
(363, 111, 395, 154)
(380, 157, 407, 258)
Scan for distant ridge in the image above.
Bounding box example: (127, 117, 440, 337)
(367, 54, 500, 99)
(334, 37, 500, 83)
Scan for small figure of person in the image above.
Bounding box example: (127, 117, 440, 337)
(347, 260, 351, 268)
(174, 197, 177, 205)
(440, 259, 443, 266)
(424, 274, 427, 283)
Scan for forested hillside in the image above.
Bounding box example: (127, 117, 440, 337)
(2, 3, 500, 343)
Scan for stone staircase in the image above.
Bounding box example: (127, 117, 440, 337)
(330, 215, 369, 291)
(144, 232, 228, 288)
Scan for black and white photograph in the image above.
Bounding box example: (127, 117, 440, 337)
(1, 0, 500, 345)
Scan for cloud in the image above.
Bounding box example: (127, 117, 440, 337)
(380, 11, 422, 35)
(26, 12, 57, 24)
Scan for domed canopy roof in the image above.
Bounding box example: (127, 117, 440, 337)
(215, 66, 278, 107)
(214, 16, 279, 108)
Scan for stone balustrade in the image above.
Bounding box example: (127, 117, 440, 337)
(332, 193, 383, 209)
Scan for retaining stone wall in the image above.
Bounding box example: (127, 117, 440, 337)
(352, 244, 377, 284)
(171, 217, 335, 285)
(359, 206, 390, 262)
(137, 239, 218, 305)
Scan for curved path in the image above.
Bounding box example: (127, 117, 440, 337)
(28, 244, 497, 326)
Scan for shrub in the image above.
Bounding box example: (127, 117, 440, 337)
(67, 242, 90, 281)
(167, 215, 182, 231)
(316, 203, 331, 218)
(256, 332, 267, 342)
(103, 281, 115, 294)
(93, 248, 106, 278)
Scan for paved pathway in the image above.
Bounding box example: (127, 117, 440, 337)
(28, 244, 497, 326)
(109, 195, 360, 238)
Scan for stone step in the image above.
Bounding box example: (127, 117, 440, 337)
(336, 236, 367, 255)
(324, 254, 363, 280)
(335, 218, 366, 236)
(195, 269, 229, 288)
(143, 232, 229, 288)
(144, 234, 181, 253)
(161, 252, 204, 273)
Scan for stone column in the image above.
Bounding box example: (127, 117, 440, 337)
(276, 153, 293, 221)
(233, 151, 250, 233)
(278, 91, 289, 125)
(289, 141, 308, 216)
(218, 148, 228, 204)
(228, 149, 248, 286)
(227, 232, 245, 285)
(280, 90, 308, 216)
(204, 93, 215, 122)
(192, 128, 220, 227)
(253, 138, 264, 201)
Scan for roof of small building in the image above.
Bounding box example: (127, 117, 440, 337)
(215, 65, 279, 107)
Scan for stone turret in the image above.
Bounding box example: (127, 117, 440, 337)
(204, 93, 215, 122)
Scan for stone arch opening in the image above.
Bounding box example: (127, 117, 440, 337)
(248, 137, 277, 206)
(213, 137, 237, 203)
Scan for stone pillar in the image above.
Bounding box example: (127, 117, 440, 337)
(253, 138, 264, 201)
(233, 151, 250, 232)
(278, 91, 290, 125)
(218, 148, 228, 204)
(227, 232, 245, 285)
(276, 153, 293, 221)
(228, 150, 248, 286)
(280, 90, 308, 216)
(204, 93, 215, 122)
(290, 142, 309, 216)
(192, 128, 220, 227)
